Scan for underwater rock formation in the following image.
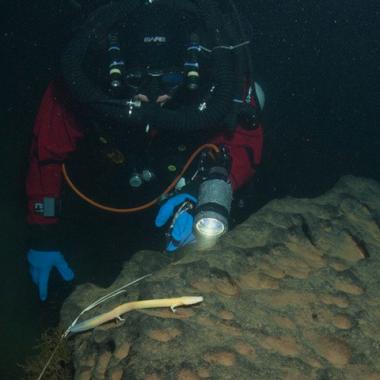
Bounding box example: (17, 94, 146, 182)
(61, 175, 380, 380)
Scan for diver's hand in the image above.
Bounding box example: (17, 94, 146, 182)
(27, 249, 74, 301)
(155, 193, 197, 252)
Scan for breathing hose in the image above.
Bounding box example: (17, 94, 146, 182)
(61, 0, 235, 131)
(62, 144, 219, 213)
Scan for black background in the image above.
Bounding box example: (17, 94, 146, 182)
(0, 0, 379, 377)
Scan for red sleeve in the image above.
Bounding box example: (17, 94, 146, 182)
(210, 125, 264, 191)
(26, 80, 85, 225)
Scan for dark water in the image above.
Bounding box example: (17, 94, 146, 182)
(1, 0, 379, 378)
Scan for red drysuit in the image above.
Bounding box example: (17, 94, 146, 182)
(26, 80, 263, 225)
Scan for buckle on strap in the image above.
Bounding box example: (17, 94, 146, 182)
(32, 197, 59, 217)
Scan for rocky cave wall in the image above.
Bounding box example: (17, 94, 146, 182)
(61, 175, 380, 380)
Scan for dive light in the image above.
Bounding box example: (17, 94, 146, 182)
(193, 148, 232, 239)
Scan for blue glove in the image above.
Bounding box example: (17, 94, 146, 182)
(27, 249, 74, 301)
(155, 193, 197, 252)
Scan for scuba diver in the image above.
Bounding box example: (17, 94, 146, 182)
(25, 0, 265, 301)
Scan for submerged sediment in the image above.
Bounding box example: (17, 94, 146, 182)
(61, 175, 380, 379)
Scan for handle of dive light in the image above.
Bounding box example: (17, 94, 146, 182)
(198, 145, 232, 180)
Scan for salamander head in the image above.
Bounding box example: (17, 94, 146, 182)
(181, 296, 204, 305)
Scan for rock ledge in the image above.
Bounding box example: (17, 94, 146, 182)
(61, 176, 380, 380)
